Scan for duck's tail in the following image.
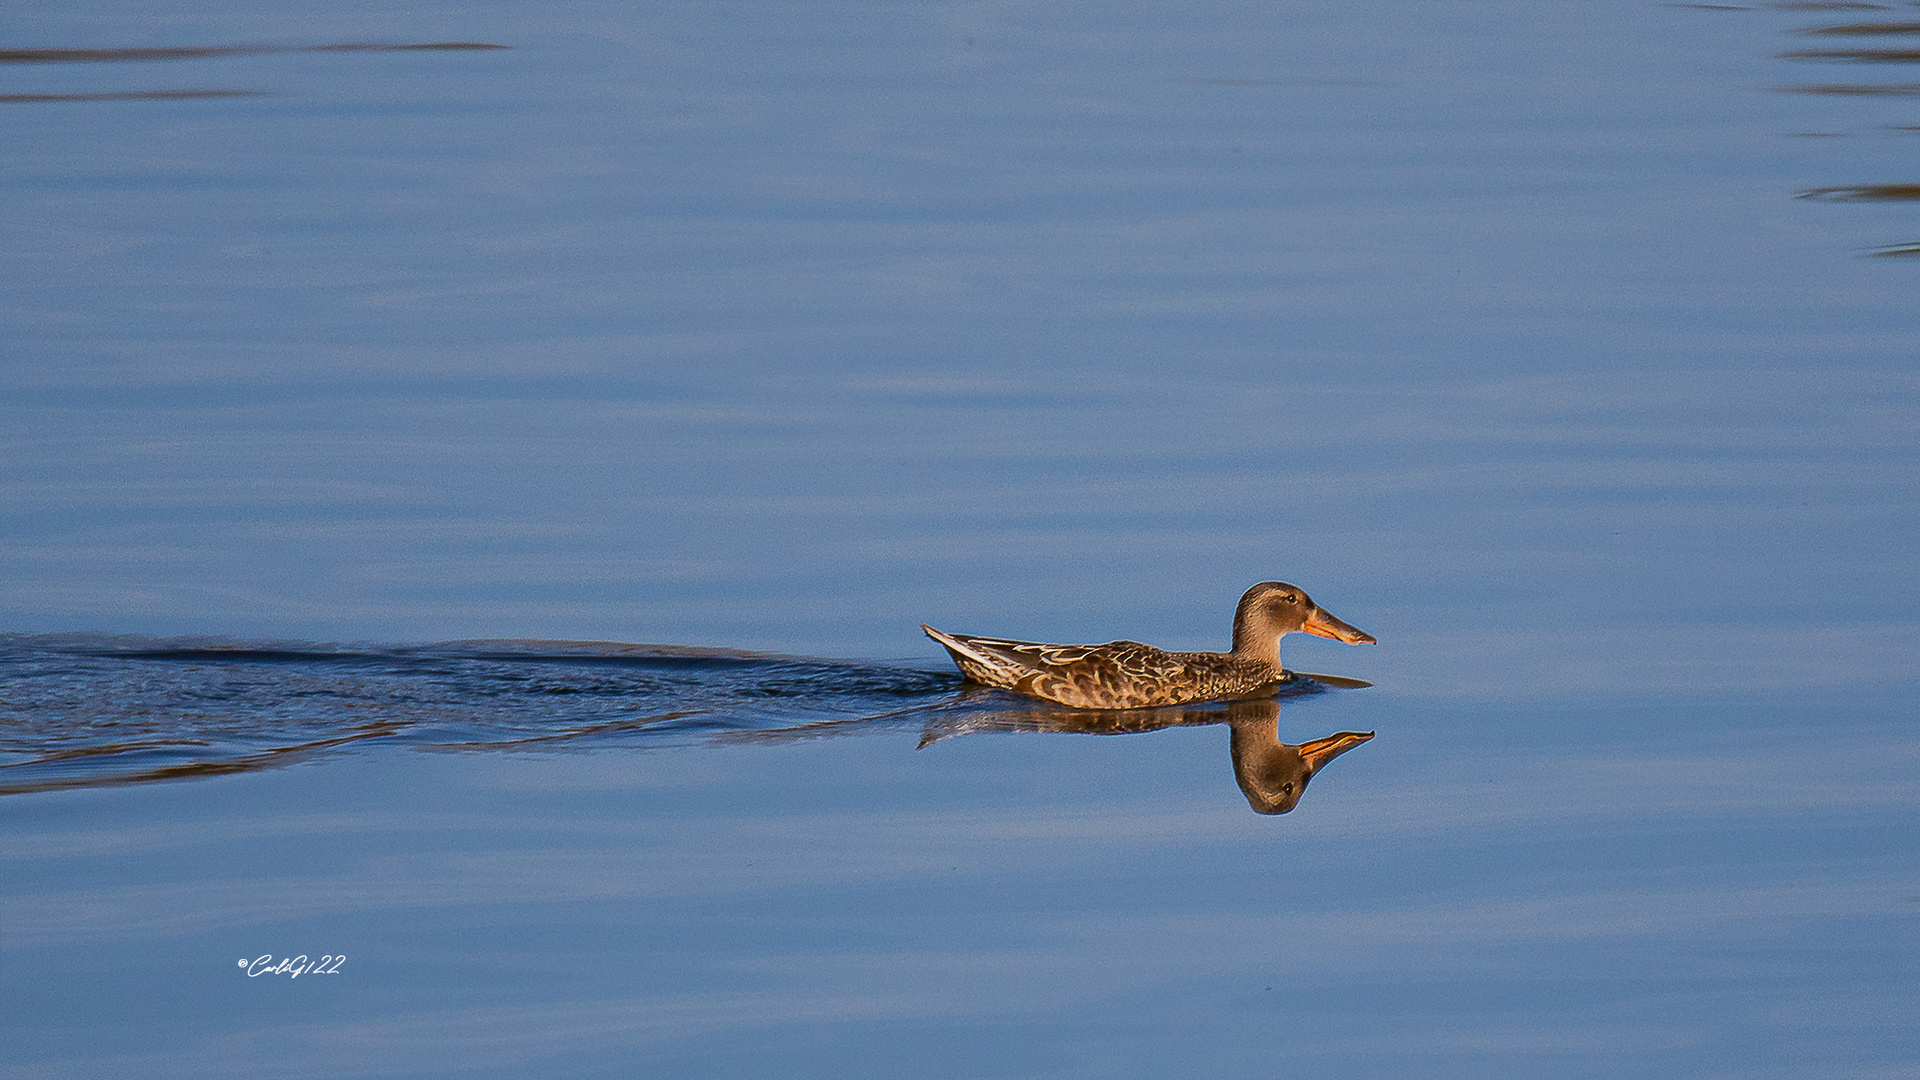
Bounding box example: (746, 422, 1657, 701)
(921, 624, 996, 668)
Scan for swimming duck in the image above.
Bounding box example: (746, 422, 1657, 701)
(921, 581, 1375, 709)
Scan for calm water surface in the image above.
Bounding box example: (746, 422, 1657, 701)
(2, 0, 1917, 1076)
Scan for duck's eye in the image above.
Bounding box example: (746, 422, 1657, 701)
(1284, 595, 1298, 604)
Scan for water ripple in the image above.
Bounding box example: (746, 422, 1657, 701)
(0, 634, 958, 794)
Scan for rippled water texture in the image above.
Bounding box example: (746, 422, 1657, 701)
(0, 635, 953, 792)
(1, 0, 1917, 1076)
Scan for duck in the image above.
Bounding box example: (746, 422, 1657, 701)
(921, 581, 1375, 709)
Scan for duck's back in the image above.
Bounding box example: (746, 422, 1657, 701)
(925, 627, 1281, 709)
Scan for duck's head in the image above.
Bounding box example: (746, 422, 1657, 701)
(1232, 581, 1376, 656)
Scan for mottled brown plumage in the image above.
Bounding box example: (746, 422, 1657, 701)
(921, 581, 1375, 709)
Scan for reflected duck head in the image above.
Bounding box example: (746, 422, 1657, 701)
(1229, 725, 1375, 815)
(1231, 581, 1376, 659)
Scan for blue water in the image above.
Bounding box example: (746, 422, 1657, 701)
(3, 0, 1918, 1075)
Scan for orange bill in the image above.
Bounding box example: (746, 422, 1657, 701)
(1298, 730, 1375, 771)
(1302, 606, 1377, 645)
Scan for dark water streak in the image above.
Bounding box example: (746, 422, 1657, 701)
(1776, 81, 1920, 94)
(0, 89, 262, 103)
(1797, 182, 1920, 199)
(1792, 21, 1920, 34)
(1772, 2, 1895, 11)
(0, 40, 508, 108)
(0, 43, 510, 64)
(1733, 5, 1920, 252)
(1780, 47, 1920, 59)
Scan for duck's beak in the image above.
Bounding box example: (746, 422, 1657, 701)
(1302, 605, 1377, 645)
(1298, 730, 1375, 772)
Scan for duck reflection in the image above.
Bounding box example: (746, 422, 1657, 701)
(918, 692, 1373, 815)
(1230, 708, 1373, 814)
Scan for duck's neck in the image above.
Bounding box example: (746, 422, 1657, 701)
(1230, 611, 1282, 667)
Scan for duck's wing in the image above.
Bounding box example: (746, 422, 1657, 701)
(923, 626, 1209, 707)
(1012, 640, 1213, 709)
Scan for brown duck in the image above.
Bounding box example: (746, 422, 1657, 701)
(921, 581, 1376, 709)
